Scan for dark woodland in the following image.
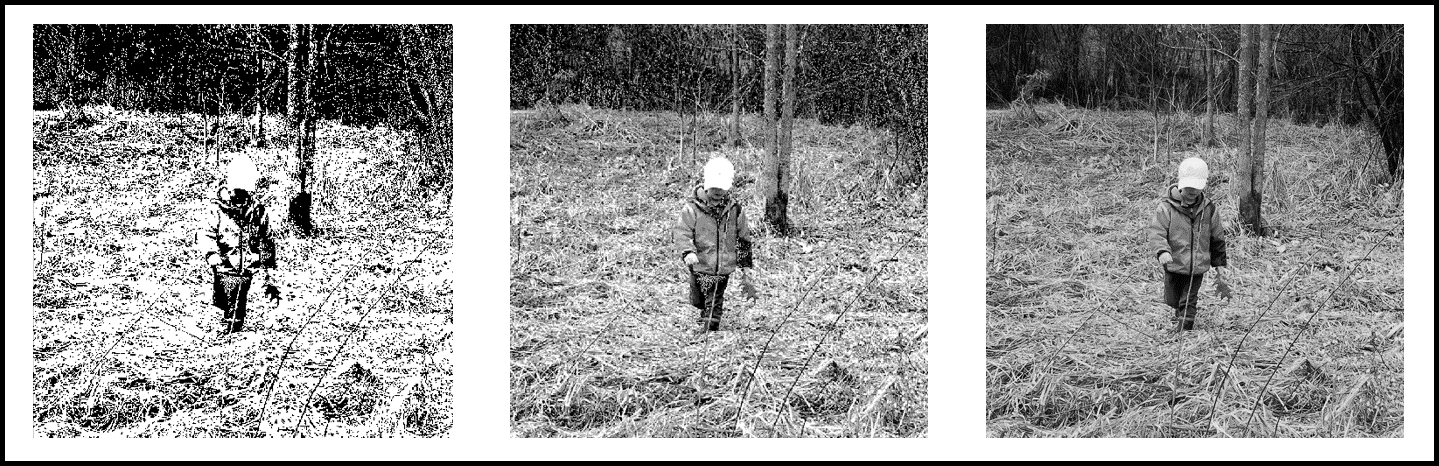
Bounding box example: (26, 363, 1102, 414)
(510, 24, 928, 183)
(35, 24, 452, 133)
(986, 24, 1403, 178)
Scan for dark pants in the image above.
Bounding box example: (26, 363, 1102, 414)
(1164, 271, 1204, 330)
(688, 271, 729, 328)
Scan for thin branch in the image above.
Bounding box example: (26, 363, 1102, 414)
(222, 46, 285, 63)
(1159, 41, 1231, 58)
(1243, 222, 1401, 436)
(771, 224, 927, 436)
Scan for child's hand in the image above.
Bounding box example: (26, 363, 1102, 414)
(739, 271, 759, 300)
(684, 253, 699, 266)
(1215, 274, 1234, 301)
(1158, 252, 1173, 265)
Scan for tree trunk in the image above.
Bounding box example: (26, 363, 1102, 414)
(730, 24, 742, 147)
(1202, 25, 1216, 147)
(763, 25, 779, 154)
(304, 24, 319, 189)
(1235, 24, 1263, 235)
(1149, 54, 1159, 164)
(1355, 25, 1404, 179)
(295, 24, 311, 190)
(765, 24, 797, 235)
(781, 24, 797, 159)
(1250, 24, 1273, 230)
(219, 74, 228, 117)
(760, 24, 787, 235)
(253, 53, 266, 147)
(58, 25, 83, 107)
(288, 24, 315, 236)
(402, 25, 436, 132)
(286, 24, 302, 135)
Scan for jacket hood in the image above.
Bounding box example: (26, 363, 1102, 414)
(690, 185, 735, 216)
(1162, 184, 1210, 212)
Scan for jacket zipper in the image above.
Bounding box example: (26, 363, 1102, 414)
(715, 203, 723, 275)
(1189, 206, 1196, 277)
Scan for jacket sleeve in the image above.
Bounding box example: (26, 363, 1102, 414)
(250, 202, 271, 239)
(735, 205, 754, 268)
(1145, 202, 1172, 261)
(252, 203, 277, 268)
(1209, 205, 1228, 267)
(203, 210, 241, 265)
(672, 204, 697, 260)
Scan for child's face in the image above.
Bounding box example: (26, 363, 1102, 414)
(1179, 187, 1201, 203)
(704, 188, 730, 208)
(220, 188, 252, 207)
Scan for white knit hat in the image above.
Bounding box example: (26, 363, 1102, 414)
(1177, 157, 1209, 190)
(227, 153, 259, 192)
(703, 157, 734, 191)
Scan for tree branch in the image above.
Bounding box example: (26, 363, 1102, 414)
(224, 46, 285, 63)
(1160, 41, 1237, 64)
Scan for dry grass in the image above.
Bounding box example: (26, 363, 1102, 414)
(32, 106, 453, 437)
(510, 104, 928, 437)
(986, 103, 1404, 437)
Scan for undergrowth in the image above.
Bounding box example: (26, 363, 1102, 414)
(32, 105, 453, 437)
(510, 104, 928, 437)
(986, 102, 1404, 438)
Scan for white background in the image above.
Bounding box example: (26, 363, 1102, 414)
(6, 5, 1433, 461)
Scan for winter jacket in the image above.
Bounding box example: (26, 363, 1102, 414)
(1146, 185, 1228, 275)
(204, 188, 276, 269)
(673, 185, 754, 276)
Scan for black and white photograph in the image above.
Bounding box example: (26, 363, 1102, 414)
(509, 24, 928, 437)
(29, 24, 454, 437)
(985, 24, 1406, 437)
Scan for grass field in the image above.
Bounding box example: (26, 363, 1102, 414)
(510, 104, 928, 437)
(986, 103, 1404, 437)
(31, 106, 453, 437)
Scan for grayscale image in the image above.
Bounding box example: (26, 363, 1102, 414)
(509, 24, 928, 437)
(31, 24, 453, 438)
(985, 25, 1404, 437)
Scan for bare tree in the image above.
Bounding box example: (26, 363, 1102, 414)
(287, 24, 317, 236)
(1235, 24, 1272, 235)
(765, 24, 797, 235)
(1347, 25, 1404, 179)
(730, 24, 742, 147)
(760, 24, 788, 234)
(1251, 25, 1274, 219)
(781, 24, 798, 160)
(1201, 25, 1217, 147)
(402, 25, 437, 132)
(252, 49, 267, 147)
(286, 24, 302, 135)
(1234, 26, 1255, 230)
(303, 23, 320, 183)
(41, 25, 90, 108)
(763, 25, 779, 156)
(759, 24, 782, 231)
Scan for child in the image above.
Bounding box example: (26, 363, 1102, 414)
(202, 153, 280, 313)
(1146, 157, 1228, 331)
(672, 157, 755, 333)
(206, 153, 277, 271)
